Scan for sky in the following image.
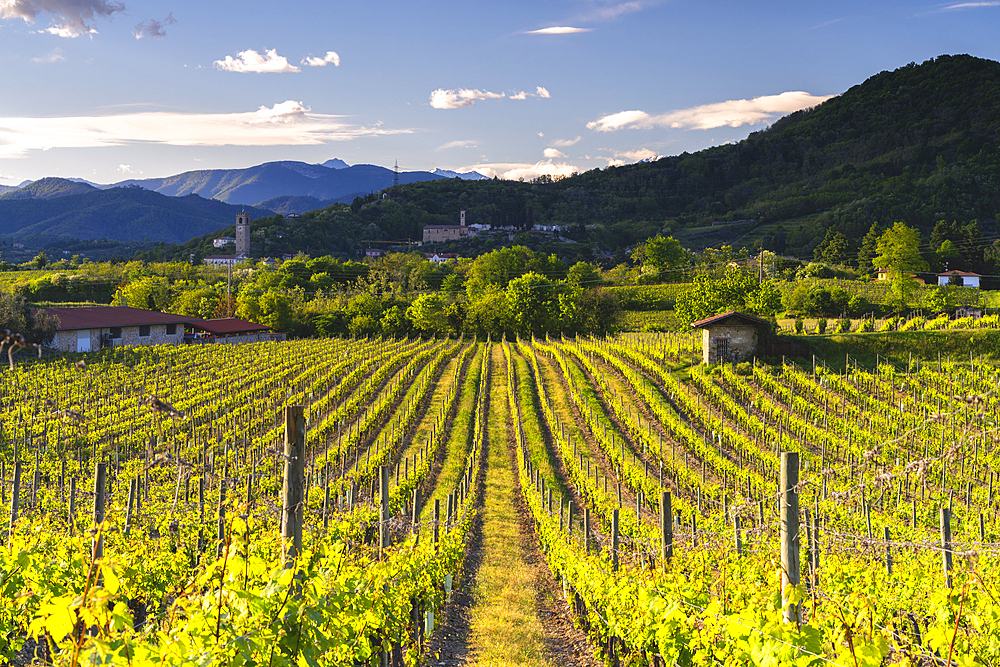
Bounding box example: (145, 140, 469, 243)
(1, 0, 999, 186)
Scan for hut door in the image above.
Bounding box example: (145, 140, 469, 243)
(77, 329, 91, 353)
(715, 338, 730, 362)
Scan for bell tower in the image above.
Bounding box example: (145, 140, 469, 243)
(235, 211, 250, 256)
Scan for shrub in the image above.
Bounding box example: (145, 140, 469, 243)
(948, 316, 974, 329)
(816, 318, 828, 334)
(834, 318, 851, 333)
(925, 315, 950, 330)
(794, 318, 804, 334)
(899, 316, 925, 332)
(857, 318, 875, 333)
(847, 294, 871, 317)
(878, 316, 900, 332)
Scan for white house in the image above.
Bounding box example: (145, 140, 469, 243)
(204, 254, 249, 267)
(937, 270, 981, 288)
(425, 253, 458, 264)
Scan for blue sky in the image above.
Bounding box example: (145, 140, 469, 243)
(1, 0, 999, 185)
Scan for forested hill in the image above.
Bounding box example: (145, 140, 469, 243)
(375, 54, 1000, 255)
(0, 184, 273, 244)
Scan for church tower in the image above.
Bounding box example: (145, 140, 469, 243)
(235, 211, 250, 256)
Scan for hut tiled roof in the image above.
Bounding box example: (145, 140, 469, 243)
(690, 311, 767, 329)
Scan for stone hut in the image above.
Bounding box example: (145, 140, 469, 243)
(691, 311, 767, 364)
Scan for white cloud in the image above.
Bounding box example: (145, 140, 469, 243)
(465, 160, 580, 181)
(429, 88, 506, 109)
(0, 100, 410, 158)
(302, 50, 340, 67)
(551, 136, 581, 147)
(134, 13, 176, 39)
(214, 48, 300, 73)
(42, 24, 93, 37)
(586, 109, 650, 132)
(246, 99, 309, 124)
(587, 91, 835, 132)
(583, 1, 646, 21)
(939, 1, 1000, 9)
(31, 47, 64, 62)
(605, 147, 660, 166)
(117, 164, 132, 174)
(437, 140, 478, 150)
(430, 86, 550, 109)
(543, 148, 566, 158)
(1, 0, 123, 37)
(526, 26, 591, 34)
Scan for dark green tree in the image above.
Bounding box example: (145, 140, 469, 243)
(856, 222, 883, 273)
(814, 229, 850, 265)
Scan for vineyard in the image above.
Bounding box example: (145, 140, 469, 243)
(1, 334, 998, 666)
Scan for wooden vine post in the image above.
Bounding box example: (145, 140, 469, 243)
(940, 507, 953, 589)
(281, 406, 305, 570)
(8, 457, 21, 542)
(92, 461, 106, 562)
(660, 491, 673, 564)
(780, 452, 801, 624)
(611, 508, 619, 572)
(379, 466, 390, 558)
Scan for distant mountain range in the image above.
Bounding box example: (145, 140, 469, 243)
(0, 159, 489, 217)
(429, 168, 489, 180)
(0, 180, 272, 244)
(0, 159, 490, 243)
(104, 160, 488, 211)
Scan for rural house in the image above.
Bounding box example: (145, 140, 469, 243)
(41, 306, 277, 352)
(43, 306, 200, 353)
(937, 270, 981, 288)
(691, 311, 767, 364)
(186, 318, 281, 345)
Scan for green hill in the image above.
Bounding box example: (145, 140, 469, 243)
(0, 184, 272, 244)
(375, 54, 1000, 258)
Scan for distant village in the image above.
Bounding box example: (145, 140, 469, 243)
(204, 208, 568, 266)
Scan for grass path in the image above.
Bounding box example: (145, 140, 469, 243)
(429, 345, 596, 667)
(461, 345, 556, 667)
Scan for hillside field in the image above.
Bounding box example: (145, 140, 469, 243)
(1, 334, 997, 665)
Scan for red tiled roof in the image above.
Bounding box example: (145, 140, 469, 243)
(690, 310, 767, 329)
(41, 306, 201, 331)
(189, 318, 271, 335)
(937, 270, 980, 276)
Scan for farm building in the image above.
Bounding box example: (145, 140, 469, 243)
(954, 306, 983, 320)
(42, 306, 199, 353)
(937, 270, 981, 288)
(875, 269, 926, 285)
(40, 306, 277, 352)
(185, 318, 282, 345)
(691, 311, 767, 364)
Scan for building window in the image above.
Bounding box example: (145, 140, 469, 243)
(166, 324, 177, 335)
(110, 327, 122, 339)
(139, 325, 151, 337)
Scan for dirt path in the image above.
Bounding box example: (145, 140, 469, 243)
(428, 345, 598, 667)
